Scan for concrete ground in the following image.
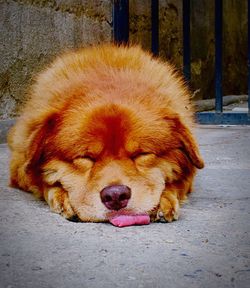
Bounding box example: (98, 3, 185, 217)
(0, 126, 249, 288)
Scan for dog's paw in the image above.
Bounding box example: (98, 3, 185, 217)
(45, 187, 76, 219)
(156, 194, 180, 223)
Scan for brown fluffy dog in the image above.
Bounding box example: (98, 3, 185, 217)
(8, 45, 204, 223)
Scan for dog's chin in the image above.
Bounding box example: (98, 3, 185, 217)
(73, 204, 159, 223)
(74, 208, 138, 223)
(106, 208, 146, 220)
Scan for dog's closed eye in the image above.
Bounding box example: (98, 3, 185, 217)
(73, 156, 95, 170)
(131, 152, 156, 167)
(130, 151, 151, 160)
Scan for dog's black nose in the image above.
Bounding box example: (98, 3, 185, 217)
(100, 185, 131, 211)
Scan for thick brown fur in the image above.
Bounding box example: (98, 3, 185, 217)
(8, 44, 204, 222)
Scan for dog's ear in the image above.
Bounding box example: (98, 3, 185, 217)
(27, 114, 57, 170)
(165, 115, 204, 169)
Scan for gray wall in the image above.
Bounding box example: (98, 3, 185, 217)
(0, 0, 112, 120)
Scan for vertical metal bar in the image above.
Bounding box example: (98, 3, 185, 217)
(248, 0, 250, 112)
(183, 0, 191, 81)
(215, 0, 223, 113)
(151, 0, 159, 56)
(113, 0, 129, 45)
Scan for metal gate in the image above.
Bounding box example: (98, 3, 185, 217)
(112, 0, 250, 125)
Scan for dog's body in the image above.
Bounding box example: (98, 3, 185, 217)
(8, 45, 204, 223)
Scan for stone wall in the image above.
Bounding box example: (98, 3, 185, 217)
(0, 0, 112, 119)
(0, 0, 247, 119)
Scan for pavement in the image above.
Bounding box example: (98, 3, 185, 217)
(0, 126, 250, 288)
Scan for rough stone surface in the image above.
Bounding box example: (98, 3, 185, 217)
(0, 119, 15, 143)
(0, 0, 112, 119)
(0, 126, 250, 288)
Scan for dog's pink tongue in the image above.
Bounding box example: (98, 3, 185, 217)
(109, 214, 150, 227)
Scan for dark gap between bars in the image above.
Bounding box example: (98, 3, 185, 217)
(248, 0, 250, 112)
(151, 0, 159, 56)
(183, 0, 191, 82)
(113, 0, 129, 45)
(215, 0, 223, 113)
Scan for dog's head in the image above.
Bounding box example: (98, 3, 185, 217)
(27, 96, 203, 222)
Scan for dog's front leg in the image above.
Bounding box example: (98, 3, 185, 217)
(44, 187, 78, 221)
(156, 189, 180, 222)
(155, 178, 193, 222)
